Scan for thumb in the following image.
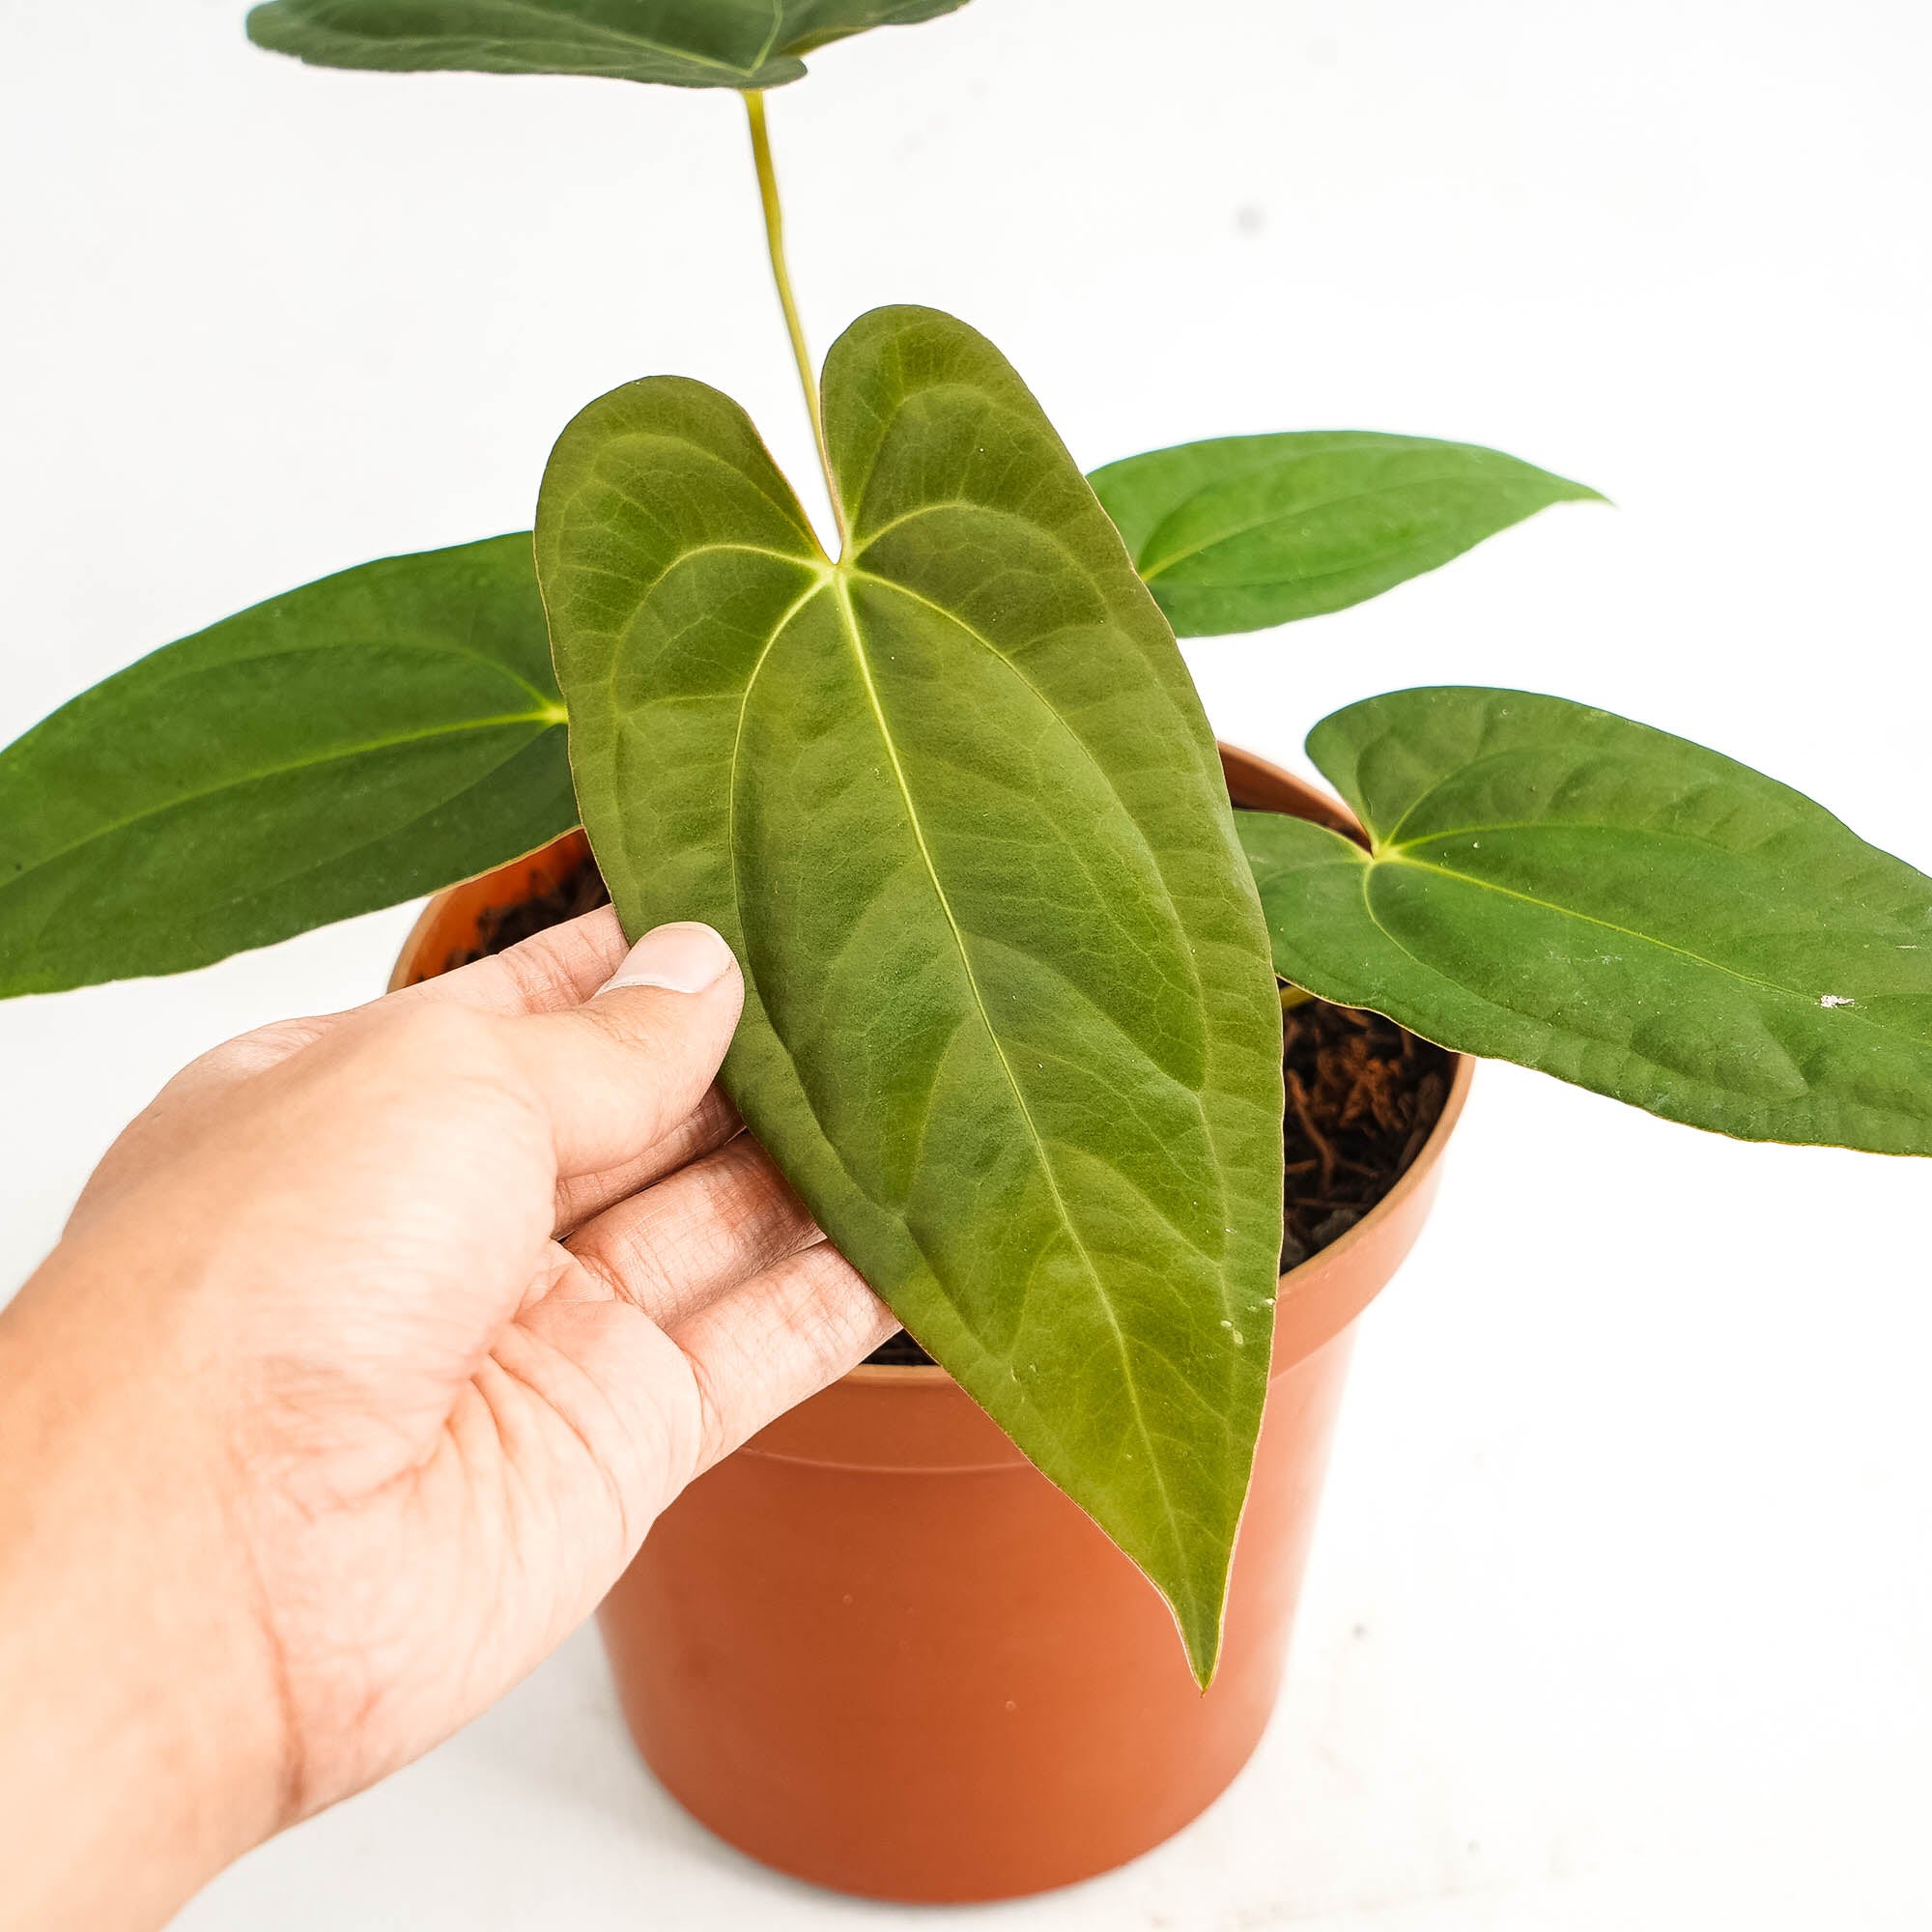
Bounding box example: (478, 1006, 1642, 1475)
(508, 922, 746, 1177)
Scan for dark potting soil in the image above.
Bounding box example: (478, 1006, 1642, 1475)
(1276, 999, 1451, 1272)
(467, 855, 1451, 1367)
(873, 1002, 1451, 1365)
(457, 857, 611, 966)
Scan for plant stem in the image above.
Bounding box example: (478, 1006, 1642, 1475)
(743, 89, 845, 551)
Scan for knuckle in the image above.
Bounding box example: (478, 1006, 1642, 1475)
(574, 1212, 675, 1310)
(565, 1236, 630, 1305)
(192, 1015, 326, 1085)
(372, 997, 504, 1069)
(683, 1339, 738, 1471)
(497, 905, 625, 1008)
(718, 1141, 815, 1248)
(344, 1002, 533, 1124)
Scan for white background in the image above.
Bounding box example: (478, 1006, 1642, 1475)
(5, 1, 1931, 1925)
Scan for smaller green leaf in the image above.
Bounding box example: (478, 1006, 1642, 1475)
(245, 0, 971, 90)
(1238, 686, 1932, 1156)
(1089, 432, 1602, 637)
(0, 535, 574, 998)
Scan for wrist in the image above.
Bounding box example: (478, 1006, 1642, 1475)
(0, 1250, 292, 1930)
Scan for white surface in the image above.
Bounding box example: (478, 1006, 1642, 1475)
(4, 0, 1931, 1925)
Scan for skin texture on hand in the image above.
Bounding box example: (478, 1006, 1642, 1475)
(0, 908, 895, 1932)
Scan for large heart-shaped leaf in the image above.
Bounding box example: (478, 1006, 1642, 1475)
(1239, 686, 1932, 1154)
(1090, 433, 1602, 636)
(0, 535, 574, 998)
(245, 0, 971, 88)
(537, 305, 1284, 1682)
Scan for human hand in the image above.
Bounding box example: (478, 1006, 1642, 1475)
(0, 909, 893, 1931)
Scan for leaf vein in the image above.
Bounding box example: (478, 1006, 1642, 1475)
(827, 569, 1190, 1563)
(4, 705, 563, 888)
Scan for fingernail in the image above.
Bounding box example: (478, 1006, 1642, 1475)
(599, 922, 737, 997)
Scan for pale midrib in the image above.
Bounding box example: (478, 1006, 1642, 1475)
(1385, 851, 1912, 1044)
(406, 637, 558, 715)
(133, 634, 560, 724)
(1376, 737, 1591, 850)
(12, 704, 563, 883)
(855, 569, 1222, 1143)
(828, 571, 1190, 1565)
(176, 734, 562, 926)
(854, 578, 1179, 908)
(1344, 862, 1927, 1141)
(1389, 817, 1813, 861)
(1139, 468, 1520, 581)
(856, 570, 1250, 1340)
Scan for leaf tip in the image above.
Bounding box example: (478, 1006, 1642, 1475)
(1549, 472, 1613, 509)
(242, 4, 281, 53)
(1182, 1606, 1226, 1692)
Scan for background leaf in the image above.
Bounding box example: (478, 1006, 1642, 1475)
(1239, 686, 1932, 1155)
(245, 0, 971, 89)
(1089, 432, 1602, 637)
(538, 306, 1284, 1685)
(0, 535, 574, 998)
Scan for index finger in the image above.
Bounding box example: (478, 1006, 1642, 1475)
(388, 903, 631, 1017)
(110, 905, 647, 1170)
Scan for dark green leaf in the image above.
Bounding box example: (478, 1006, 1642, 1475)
(538, 306, 1284, 1684)
(1239, 686, 1932, 1155)
(245, 0, 971, 89)
(0, 535, 574, 998)
(1089, 432, 1602, 636)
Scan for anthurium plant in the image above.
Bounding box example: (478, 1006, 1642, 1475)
(7, 1, 1930, 1689)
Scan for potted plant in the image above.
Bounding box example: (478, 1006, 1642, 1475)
(5, 0, 1929, 1906)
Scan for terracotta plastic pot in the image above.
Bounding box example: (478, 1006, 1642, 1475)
(391, 744, 1472, 1904)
